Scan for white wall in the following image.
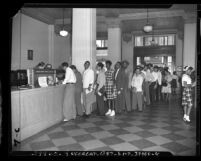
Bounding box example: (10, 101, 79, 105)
(54, 34, 71, 68)
(11, 13, 71, 70)
(183, 23, 196, 68)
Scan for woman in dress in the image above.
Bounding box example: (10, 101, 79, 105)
(105, 60, 117, 117)
(182, 66, 196, 123)
(161, 70, 172, 102)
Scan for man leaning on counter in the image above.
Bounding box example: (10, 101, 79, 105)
(61, 62, 77, 122)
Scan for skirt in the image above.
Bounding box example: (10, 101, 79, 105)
(105, 83, 117, 99)
(182, 87, 193, 107)
(171, 79, 177, 88)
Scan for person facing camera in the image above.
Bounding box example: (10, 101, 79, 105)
(131, 66, 144, 112)
(95, 62, 106, 116)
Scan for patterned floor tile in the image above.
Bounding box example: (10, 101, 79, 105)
(100, 124, 120, 131)
(30, 134, 50, 143)
(108, 129, 130, 135)
(110, 142, 139, 151)
(114, 122, 133, 128)
(162, 133, 187, 141)
(138, 124, 158, 130)
(90, 146, 114, 151)
(161, 142, 190, 154)
(39, 147, 59, 151)
(149, 122, 170, 128)
(162, 126, 183, 132)
(142, 145, 171, 152)
(61, 125, 80, 131)
(52, 137, 77, 146)
(123, 126, 144, 133)
(58, 143, 85, 151)
(100, 136, 125, 145)
(117, 133, 142, 142)
(79, 140, 106, 150)
(47, 127, 64, 134)
(48, 131, 69, 139)
(77, 122, 96, 129)
(91, 131, 114, 139)
(177, 149, 196, 156)
(148, 128, 171, 135)
(66, 129, 88, 136)
(30, 140, 55, 151)
(127, 120, 146, 126)
(134, 131, 156, 138)
(73, 134, 96, 142)
(174, 130, 196, 138)
(85, 126, 104, 133)
(176, 138, 196, 148)
(129, 139, 157, 150)
(146, 136, 172, 145)
(93, 121, 110, 126)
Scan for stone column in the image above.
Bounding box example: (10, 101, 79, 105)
(48, 25, 54, 68)
(72, 8, 96, 73)
(183, 13, 196, 68)
(107, 18, 122, 68)
(176, 31, 183, 68)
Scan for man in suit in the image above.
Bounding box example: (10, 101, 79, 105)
(114, 62, 126, 114)
(121, 60, 132, 112)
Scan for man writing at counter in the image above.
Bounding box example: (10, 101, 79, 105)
(82, 61, 95, 118)
(61, 62, 77, 122)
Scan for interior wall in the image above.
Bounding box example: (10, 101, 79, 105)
(11, 13, 71, 70)
(176, 34, 183, 67)
(54, 34, 71, 69)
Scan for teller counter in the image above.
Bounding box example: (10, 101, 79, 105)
(11, 84, 66, 145)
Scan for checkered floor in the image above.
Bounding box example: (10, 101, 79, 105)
(13, 95, 197, 156)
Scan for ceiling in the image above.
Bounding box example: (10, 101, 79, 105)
(20, 4, 197, 36)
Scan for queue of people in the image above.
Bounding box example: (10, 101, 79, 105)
(60, 60, 196, 124)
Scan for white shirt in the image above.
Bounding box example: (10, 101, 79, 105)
(152, 71, 159, 82)
(131, 74, 144, 92)
(62, 67, 76, 84)
(115, 68, 120, 80)
(182, 74, 192, 86)
(157, 71, 162, 85)
(83, 68, 94, 89)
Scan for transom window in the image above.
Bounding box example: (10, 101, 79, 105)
(96, 40, 108, 49)
(134, 34, 175, 47)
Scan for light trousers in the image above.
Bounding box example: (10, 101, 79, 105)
(132, 91, 144, 111)
(63, 84, 76, 120)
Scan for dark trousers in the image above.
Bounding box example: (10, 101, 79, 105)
(156, 84, 161, 101)
(149, 82, 157, 104)
(124, 89, 131, 112)
(96, 94, 105, 115)
(115, 91, 126, 113)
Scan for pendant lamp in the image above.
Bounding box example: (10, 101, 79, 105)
(143, 9, 153, 33)
(59, 8, 68, 37)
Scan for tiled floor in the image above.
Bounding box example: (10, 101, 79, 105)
(13, 95, 197, 156)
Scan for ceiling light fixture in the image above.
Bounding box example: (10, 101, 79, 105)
(143, 8, 153, 33)
(59, 8, 68, 37)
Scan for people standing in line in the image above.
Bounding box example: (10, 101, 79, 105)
(105, 60, 117, 117)
(70, 65, 84, 116)
(182, 66, 196, 123)
(61, 62, 77, 122)
(121, 60, 132, 112)
(82, 61, 95, 118)
(149, 65, 159, 104)
(95, 62, 106, 116)
(114, 62, 126, 114)
(156, 67, 162, 101)
(161, 69, 172, 102)
(141, 64, 154, 106)
(171, 71, 179, 95)
(131, 66, 144, 112)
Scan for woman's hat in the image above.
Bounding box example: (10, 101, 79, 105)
(183, 65, 193, 71)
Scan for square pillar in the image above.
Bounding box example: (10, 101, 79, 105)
(72, 8, 96, 73)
